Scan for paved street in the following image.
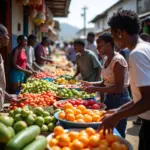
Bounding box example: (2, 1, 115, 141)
(126, 117, 140, 150)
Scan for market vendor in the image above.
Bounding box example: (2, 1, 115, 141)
(0, 24, 24, 110)
(81, 33, 131, 137)
(34, 36, 53, 69)
(26, 35, 44, 72)
(73, 39, 101, 82)
(10, 35, 33, 93)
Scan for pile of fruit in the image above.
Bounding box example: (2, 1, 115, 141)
(31, 72, 56, 79)
(55, 99, 105, 110)
(9, 92, 57, 109)
(59, 84, 81, 89)
(8, 107, 58, 133)
(21, 79, 58, 94)
(58, 103, 105, 123)
(55, 78, 78, 85)
(56, 88, 95, 99)
(48, 126, 128, 150)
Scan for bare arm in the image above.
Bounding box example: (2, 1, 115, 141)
(84, 62, 125, 94)
(73, 66, 80, 79)
(12, 49, 32, 74)
(33, 62, 44, 72)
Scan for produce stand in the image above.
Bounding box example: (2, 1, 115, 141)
(0, 52, 133, 150)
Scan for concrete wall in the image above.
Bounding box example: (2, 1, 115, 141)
(28, 16, 34, 35)
(12, 0, 24, 49)
(94, 0, 137, 33)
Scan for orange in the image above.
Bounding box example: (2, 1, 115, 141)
(77, 105, 86, 113)
(84, 114, 92, 122)
(93, 110, 100, 114)
(99, 139, 109, 147)
(63, 103, 73, 110)
(121, 144, 128, 150)
(65, 109, 75, 115)
(59, 112, 66, 119)
(49, 138, 58, 147)
(58, 134, 70, 147)
(89, 135, 100, 147)
(68, 131, 79, 141)
(66, 114, 75, 121)
(70, 139, 84, 150)
(92, 114, 100, 122)
(99, 129, 110, 139)
(105, 134, 117, 145)
(51, 146, 61, 150)
(75, 109, 82, 115)
(99, 144, 109, 150)
(84, 110, 94, 116)
(79, 130, 89, 137)
(54, 126, 64, 136)
(85, 128, 96, 136)
(76, 119, 85, 123)
(76, 114, 84, 120)
(62, 147, 71, 150)
(111, 141, 122, 150)
(78, 135, 89, 147)
(82, 148, 91, 150)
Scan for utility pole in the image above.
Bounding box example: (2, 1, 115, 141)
(81, 6, 88, 37)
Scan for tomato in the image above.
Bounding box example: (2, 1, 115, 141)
(82, 101, 89, 107)
(88, 100, 95, 105)
(91, 104, 100, 109)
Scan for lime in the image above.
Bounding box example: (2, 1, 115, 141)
(13, 121, 27, 133)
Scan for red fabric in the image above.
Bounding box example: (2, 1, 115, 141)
(17, 49, 27, 69)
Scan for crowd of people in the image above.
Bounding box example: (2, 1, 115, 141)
(0, 9, 150, 150)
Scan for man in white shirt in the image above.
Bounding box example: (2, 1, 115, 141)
(98, 10, 150, 150)
(85, 32, 98, 57)
(26, 35, 44, 72)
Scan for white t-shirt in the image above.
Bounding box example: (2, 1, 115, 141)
(85, 42, 98, 57)
(26, 46, 35, 66)
(129, 41, 150, 120)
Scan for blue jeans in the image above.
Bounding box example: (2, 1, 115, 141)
(104, 88, 131, 137)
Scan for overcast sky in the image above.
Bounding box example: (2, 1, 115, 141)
(55, 0, 119, 29)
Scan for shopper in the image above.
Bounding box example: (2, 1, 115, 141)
(82, 33, 130, 137)
(67, 41, 76, 65)
(85, 32, 98, 57)
(10, 35, 33, 93)
(73, 39, 101, 82)
(97, 10, 150, 150)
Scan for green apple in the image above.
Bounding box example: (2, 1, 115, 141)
(48, 123, 55, 132)
(44, 116, 52, 124)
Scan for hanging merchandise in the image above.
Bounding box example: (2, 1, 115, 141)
(16, 0, 29, 5)
(30, 9, 38, 19)
(34, 12, 46, 26)
(45, 7, 53, 25)
(28, 0, 42, 7)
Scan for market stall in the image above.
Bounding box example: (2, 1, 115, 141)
(0, 52, 133, 150)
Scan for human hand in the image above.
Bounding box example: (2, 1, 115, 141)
(98, 112, 120, 135)
(82, 86, 96, 93)
(26, 70, 33, 75)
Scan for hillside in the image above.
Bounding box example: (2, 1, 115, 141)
(59, 23, 80, 41)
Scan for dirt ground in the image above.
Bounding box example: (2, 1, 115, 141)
(126, 117, 141, 150)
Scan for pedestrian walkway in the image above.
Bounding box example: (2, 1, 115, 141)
(126, 117, 140, 150)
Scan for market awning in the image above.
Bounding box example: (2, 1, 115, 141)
(139, 12, 150, 22)
(45, 0, 71, 17)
